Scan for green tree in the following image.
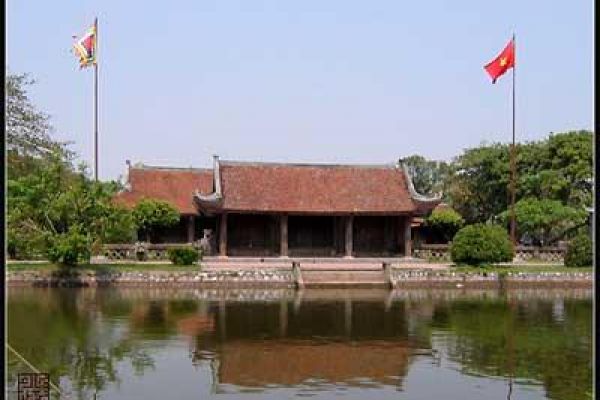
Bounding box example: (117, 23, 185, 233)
(498, 198, 587, 245)
(6, 72, 135, 263)
(424, 207, 464, 242)
(520, 131, 593, 208)
(7, 154, 135, 262)
(132, 199, 180, 242)
(6, 72, 73, 179)
(445, 144, 510, 224)
(446, 131, 593, 224)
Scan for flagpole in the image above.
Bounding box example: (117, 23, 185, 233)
(509, 33, 517, 245)
(94, 17, 99, 181)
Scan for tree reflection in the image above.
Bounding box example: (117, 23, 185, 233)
(7, 288, 189, 399)
(430, 297, 592, 400)
(7, 288, 592, 400)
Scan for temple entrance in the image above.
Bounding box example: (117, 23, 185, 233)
(353, 216, 400, 257)
(288, 216, 340, 257)
(227, 214, 280, 256)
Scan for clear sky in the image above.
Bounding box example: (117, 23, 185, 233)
(7, 0, 594, 181)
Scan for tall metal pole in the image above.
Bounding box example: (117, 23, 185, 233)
(509, 33, 517, 245)
(94, 17, 99, 181)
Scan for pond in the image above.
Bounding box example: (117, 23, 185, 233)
(7, 287, 592, 400)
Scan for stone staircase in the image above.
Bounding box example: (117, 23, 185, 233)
(297, 264, 391, 288)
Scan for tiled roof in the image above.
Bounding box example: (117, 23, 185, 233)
(115, 160, 442, 215)
(114, 165, 213, 214)
(214, 161, 425, 214)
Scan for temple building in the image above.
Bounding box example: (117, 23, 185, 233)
(115, 156, 441, 257)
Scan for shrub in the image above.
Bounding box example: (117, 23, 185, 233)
(564, 234, 592, 267)
(167, 247, 200, 265)
(425, 207, 464, 242)
(46, 229, 92, 266)
(450, 223, 514, 266)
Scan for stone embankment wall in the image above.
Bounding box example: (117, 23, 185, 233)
(6, 267, 592, 288)
(7, 269, 295, 288)
(391, 270, 592, 288)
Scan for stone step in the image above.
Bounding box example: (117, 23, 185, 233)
(304, 282, 388, 288)
(300, 263, 384, 271)
(300, 270, 388, 287)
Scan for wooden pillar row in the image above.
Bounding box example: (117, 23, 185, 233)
(280, 214, 288, 257)
(219, 213, 228, 257)
(404, 216, 413, 257)
(187, 215, 195, 243)
(345, 215, 354, 257)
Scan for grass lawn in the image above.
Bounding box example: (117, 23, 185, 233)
(5, 262, 200, 273)
(6, 261, 592, 274)
(451, 264, 593, 274)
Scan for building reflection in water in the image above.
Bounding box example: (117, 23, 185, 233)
(187, 289, 423, 389)
(6, 287, 592, 400)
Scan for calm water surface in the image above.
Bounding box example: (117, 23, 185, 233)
(7, 287, 592, 400)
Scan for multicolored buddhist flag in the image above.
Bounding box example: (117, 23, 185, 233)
(72, 19, 97, 69)
(484, 38, 515, 84)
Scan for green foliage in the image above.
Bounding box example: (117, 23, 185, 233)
(498, 198, 587, 245)
(425, 207, 464, 242)
(6, 72, 135, 263)
(446, 143, 511, 223)
(564, 235, 593, 267)
(520, 131, 593, 207)
(6, 72, 73, 180)
(400, 155, 451, 196)
(167, 247, 200, 265)
(132, 199, 180, 242)
(446, 131, 593, 224)
(7, 153, 136, 262)
(450, 224, 514, 265)
(46, 228, 92, 266)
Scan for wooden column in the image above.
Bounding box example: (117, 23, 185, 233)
(332, 217, 338, 255)
(345, 215, 354, 257)
(187, 215, 195, 243)
(384, 217, 393, 255)
(404, 216, 413, 257)
(219, 213, 228, 257)
(280, 214, 288, 257)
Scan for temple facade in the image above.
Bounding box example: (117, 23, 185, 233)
(115, 156, 441, 258)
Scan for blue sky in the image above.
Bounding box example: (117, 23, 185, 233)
(7, 0, 593, 181)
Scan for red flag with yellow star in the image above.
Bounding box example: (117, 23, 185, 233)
(484, 38, 515, 83)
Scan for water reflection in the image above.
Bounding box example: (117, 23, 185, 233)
(7, 287, 592, 400)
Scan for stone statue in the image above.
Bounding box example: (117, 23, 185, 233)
(199, 229, 215, 256)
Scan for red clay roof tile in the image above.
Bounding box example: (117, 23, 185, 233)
(217, 161, 418, 214)
(115, 161, 441, 215)
(114, 166, 213, 214)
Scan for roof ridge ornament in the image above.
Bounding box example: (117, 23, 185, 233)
(120, 160, 132, 192)
(194, 155, 223, 207)
(397, 161, 443, 203)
